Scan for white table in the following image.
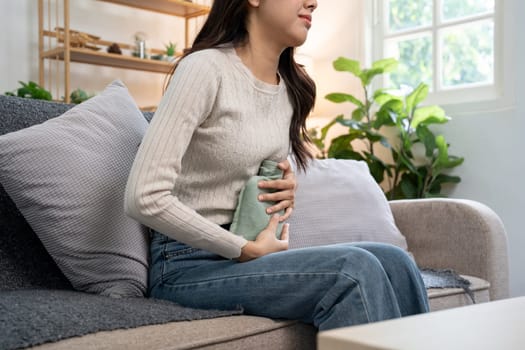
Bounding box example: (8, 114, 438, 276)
(318, 297, 525, 350)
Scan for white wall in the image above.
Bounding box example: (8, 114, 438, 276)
(442, 0, 524, 297)
(2, 0, 524, 297)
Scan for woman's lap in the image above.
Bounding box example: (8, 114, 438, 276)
(149, 233, 429, 328)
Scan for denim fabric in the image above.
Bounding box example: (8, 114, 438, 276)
(149, 231, 429, 331)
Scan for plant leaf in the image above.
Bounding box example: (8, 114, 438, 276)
(333, 57, 362, 77)
(325, 93, 364, 108)
(433, 173, 461, 185)
(374, 89, 401, 105)
(415, 125, 436, 158)
(372, 58, 398, 73)
(399, 175, 419, 199)
(327, 134, 363, 160)
(361, 68, 383, 86)
(319, 116, 339, 140)
(411, 105, 449, 129)
(405, 83, 429, 114)
(352, 108, 365, 121)
(375, 99, 403, 127)
(434, 135, 465, 170)
(336, 117, 363, 130)
(364, 152, 393, 183)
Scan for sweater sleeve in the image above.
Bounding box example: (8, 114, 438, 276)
(124, 52, 248, 259)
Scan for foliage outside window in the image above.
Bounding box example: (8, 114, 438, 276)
(375, 0, 498, 105)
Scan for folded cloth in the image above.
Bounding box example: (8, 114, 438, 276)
(230, 160, 284, 241)
(420, 268, 475, 303)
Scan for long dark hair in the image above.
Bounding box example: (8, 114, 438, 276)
(167, 0, 315, 171)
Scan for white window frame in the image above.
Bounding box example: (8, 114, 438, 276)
(369, 0, 514, 114)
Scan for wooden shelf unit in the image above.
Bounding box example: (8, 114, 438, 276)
(38, 0, 210, 103)
(97, 0, 210, 18)
(41, 47, 173, 74)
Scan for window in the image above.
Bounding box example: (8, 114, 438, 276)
(372, 0, 502, 106)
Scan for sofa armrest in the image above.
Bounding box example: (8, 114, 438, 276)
(389, 198, 509, 300)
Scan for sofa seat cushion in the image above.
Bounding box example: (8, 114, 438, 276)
(427, 275, 490, 311)
(0, 289, 242, 350)
(30, 316, 317, 350)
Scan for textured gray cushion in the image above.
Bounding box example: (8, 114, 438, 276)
(0, 289, 242, 350)
(0, 80, 149, 297)
(288, 158, 408, 250)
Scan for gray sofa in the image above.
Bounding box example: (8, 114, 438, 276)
(0, 95, 510, 350)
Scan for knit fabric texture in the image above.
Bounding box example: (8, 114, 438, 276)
(125, 46, 292, 259)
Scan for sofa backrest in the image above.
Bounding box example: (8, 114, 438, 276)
(0, 96, 75, 290)
(0, 95, 153, 291)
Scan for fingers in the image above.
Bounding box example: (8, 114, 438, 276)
(280, 223, 290, 243)
(280, 207, 293, 221)
(258, 178, 294, 190)
(266, 213, 281, 231)
(263, 200, 292, 216)
(277, 159, 292, 173)
(250, 215, 289, 258)
(259, 189, 294, 203)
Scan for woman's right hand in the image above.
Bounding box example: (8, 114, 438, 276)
(237, 214, 289, 262)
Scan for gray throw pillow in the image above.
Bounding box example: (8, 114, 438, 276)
(288, 158, 408, 250)
(0, 80, 149, 297)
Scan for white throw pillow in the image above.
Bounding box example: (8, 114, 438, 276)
(288, 158, 408, 250)
(0, 80, 149, 297)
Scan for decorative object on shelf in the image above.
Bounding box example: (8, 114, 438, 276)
(70, 88, 94, 104)
(165, 41, 177, 58)
(107, 43, 122, 54)
(133, 32, 148, 59)
(5, 81, 53, 101)
(55, 27, 101, 51)
(309, 57, 464, 200)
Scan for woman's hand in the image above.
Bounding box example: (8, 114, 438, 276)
(257, 159, 296, 222)
(237, 214, 289, 262)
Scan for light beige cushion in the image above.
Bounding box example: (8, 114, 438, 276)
(288, 159, 408, 250)
(427, 275, 490, 311)
(30, 316, 317, 350)
(0, 80, 149, 297)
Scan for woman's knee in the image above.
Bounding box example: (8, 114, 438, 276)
(327, 246, 389, 283)
(351, 242, 414, 265)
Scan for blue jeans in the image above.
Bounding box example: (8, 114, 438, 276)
(148, 231, 429, 331)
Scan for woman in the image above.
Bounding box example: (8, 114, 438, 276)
(125, 0, 429, 330)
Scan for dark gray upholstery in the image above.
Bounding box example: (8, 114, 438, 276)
(0, 96, 246, 350)
(0, 96, 74, 290)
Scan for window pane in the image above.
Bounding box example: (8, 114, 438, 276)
(441, 20, 494, 88)
(387, 0, 432, 32)
(442, 0, 494, 22)
(385, 34, 433, 89)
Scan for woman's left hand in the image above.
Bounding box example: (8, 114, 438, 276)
(257, 159, 296, 222)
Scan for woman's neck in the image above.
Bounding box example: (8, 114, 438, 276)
(234, 43, 282, 85)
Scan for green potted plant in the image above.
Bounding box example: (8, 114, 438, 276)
(165, 41, 177, 58)
(5, 81, 52, 101)
(309, 57, 464, 199)
(69, 88, 94, 104)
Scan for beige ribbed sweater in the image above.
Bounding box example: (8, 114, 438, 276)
(125, 46, 292, 259)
